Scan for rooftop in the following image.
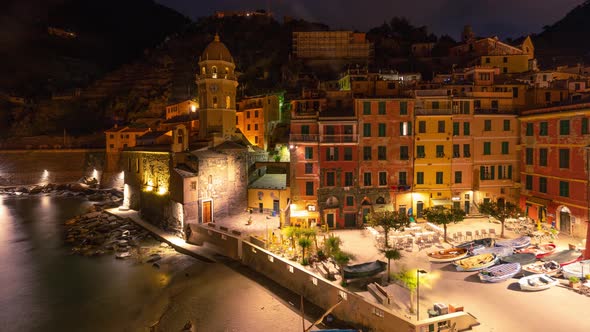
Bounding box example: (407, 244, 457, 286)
(249, 174, 287, 190)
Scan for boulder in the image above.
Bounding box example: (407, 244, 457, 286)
(69, 183, 89, 192)
(29, 186, 43, 194)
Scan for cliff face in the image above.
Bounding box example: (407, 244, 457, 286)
(534, 0, 590, 56)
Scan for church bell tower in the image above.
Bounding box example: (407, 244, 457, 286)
(196, 34, 238, 141)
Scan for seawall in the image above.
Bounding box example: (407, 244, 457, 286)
(0, 149, 123, 188)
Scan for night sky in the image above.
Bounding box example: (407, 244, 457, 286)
(157, 0, 583, 39)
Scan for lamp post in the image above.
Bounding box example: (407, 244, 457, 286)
(416, 269, 427, 321)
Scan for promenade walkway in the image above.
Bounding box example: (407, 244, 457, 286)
(105, 208, 218, 263)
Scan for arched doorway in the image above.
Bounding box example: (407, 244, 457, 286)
(558, 206, 571, 234)
(360, 197, 372, 224)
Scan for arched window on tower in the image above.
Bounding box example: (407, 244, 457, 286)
(212, 66, 217, 78)
(213, 96, 218, 108)
(201, 67, 206, 75)
(226, 96, 231, 109)
(225, 67, 229, 79)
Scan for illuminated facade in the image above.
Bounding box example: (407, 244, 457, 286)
(519, 103, 590, 240)
(104, 126, 151, 153)
(196, 34, 239, 141)
(236, 94, 281, 150)
(292, 31, 373, 60)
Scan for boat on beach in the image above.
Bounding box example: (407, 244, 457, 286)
(454, 253, 498, 272)
(456, 238, 495, 251)
(562, 260, 590, 279)
(500, 253, 537, 266)
(495, 236, 531, 249)
(522, 260, 561, 276)
(472, 245, 514, 258)
(541, 250, 583, 267)
(519, 274, 559, 291)
(343, 260, 387, 279)
(427, 248, 469, 263)
(516, 243, 556, 259)
(478, 263, 521, 283)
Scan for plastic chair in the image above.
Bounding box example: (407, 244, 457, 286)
(489, 228, 496, 238)
(457, 231, 464, 242)
(465, 231, 473, 240)
(481, 229, 488, 238)
(474, 230, 481, 239)
(452, 233, 458, 243)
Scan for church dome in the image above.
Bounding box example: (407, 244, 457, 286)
(201, 34, 234, 63)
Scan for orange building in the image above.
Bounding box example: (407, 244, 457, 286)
(236, 94, 281, 150)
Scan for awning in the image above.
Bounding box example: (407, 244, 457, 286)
(526, 196, 551, 206)
(431, 199, 453, 206)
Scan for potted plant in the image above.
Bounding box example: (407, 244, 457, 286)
(569, 276, 581, 290)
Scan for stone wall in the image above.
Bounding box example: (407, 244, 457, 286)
(0, 149, 108, 186)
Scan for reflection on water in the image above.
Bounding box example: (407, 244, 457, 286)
(0, 195, 166, 332)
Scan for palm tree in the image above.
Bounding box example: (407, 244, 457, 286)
(298, 237, 312, 265)
(382, 248, 402, 283)
(333, 250, 353, 286)
(282, 226, 299, 250)
(324, 234, 342, 257)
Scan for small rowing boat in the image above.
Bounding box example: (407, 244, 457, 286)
(522, 260, 561, 276)
(478, 263, 521, 283)
(495, 236, 531, 249)
(343, 260, 387, 279)
(456, 238, 495, 251)
(427, 248, 469, 263)
(454, 253, 498, 272)
(541, 250, 583, 267)
(562, 260, 590, 279)
(500, 253, 537, 266)
(516, 243, 556, 259)
(472, 245, 514, 258)
(519, 274, 559, 291)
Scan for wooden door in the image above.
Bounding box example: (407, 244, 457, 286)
(202, 201, 212, 224)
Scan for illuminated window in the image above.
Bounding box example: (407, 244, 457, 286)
(226, 96, 230, 109)
(212, 66, 217, 78)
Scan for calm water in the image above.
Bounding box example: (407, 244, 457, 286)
(0, 195, 166, 332)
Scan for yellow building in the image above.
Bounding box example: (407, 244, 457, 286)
(413, 90, 455, 216)
(105, 126, 151, 153)
(165, 100, 199, 120)
(247, 173, 290, 226)
(236, 94, 281, 150)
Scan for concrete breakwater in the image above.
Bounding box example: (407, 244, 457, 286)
(0, 149, 123, 188)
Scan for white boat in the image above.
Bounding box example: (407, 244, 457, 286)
(518, 274, 559, 291)
(562, 260, 590, 279)
(454, 254, 498, 272)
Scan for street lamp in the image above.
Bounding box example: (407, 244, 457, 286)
(416, 269, 428, 321)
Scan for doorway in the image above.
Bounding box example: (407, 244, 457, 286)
(259, 203, 263, 213)
(326, 213, 335, 228)
(202, 200, 212, 224)
(273, 200, 279, 214)
(417, 201, 424, 218)
(464, 201, 470, 214)
(560, 211, 571, 234)
(344, 213, 356, 227)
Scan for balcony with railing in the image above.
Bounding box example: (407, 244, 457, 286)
(290, 134, 319, 143)
(320, 134, 358, 143)
(415, 108, 453, 115)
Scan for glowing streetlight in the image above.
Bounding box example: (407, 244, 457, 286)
(417, 269, 428, 321)
(190, 104, 197, 112)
